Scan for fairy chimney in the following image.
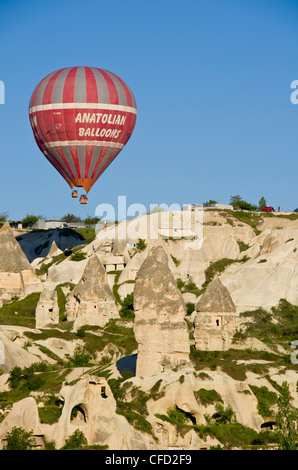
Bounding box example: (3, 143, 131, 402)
(0, 222, 41, 297)
(194, 276, 237, 351)
(65, 254, 119, 330)
(35, 287, 59, 328)
(133, 246, 191, 377)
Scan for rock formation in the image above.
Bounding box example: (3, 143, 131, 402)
(133, 246, 191, 376)
(65, 254, 119, 330)
(193, 276, 237, 351)
(0, 397, 44, 449)
(0, 222, 41, 298)
(35, 288, 59, 329)
(47, 240, 63, 258)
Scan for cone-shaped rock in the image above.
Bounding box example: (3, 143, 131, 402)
(47, 240, 62, 258)
(196, 276, 236, 313)
(133, 245, 190, 376)
(66, 254, 119, 330)
(35, 288, 59, 329)
(0, 222, 40, 295)
(194, 276, 237, 351)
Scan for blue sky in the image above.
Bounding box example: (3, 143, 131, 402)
(0, 0, 298, 221)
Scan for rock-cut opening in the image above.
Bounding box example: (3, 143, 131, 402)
(70, 404, 88, 424)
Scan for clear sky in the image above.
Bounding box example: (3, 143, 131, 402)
(0, 0, 298, 221)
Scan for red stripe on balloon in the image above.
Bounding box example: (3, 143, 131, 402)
(85, 67, 99, 103)
(83, 68, 98, 178)
(62, 67, 81, 178)
(42, 70, 63, 105)
(110, 71, 133, 108)
(99, 69, 119, 105)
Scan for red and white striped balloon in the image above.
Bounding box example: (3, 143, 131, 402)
(29, 66, 137, 193)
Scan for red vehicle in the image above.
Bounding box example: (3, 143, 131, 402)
(261, 206, 275, 212)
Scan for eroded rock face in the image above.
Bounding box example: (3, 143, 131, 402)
(65, 254, 119, 330)
(0, 223, 41, 297)
(0, 397, 43, 449)
(194, 277, 237, 351)
(133, 246, 190, 376)
(53, 375, 157, 450)
(196, 276, 236, 313)
(35, 288, 59, 329)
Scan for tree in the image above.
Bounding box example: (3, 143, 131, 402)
(230, 195, 257, 211)
(68, 345, 95, 367)
(0, 211, 8, 222)
(275, 381, 297, 450)
(258, 196, 267, 210)
(119, 293, 134, 319)
(21, 214, 41, 226)
(203, 199, 217, 205)
(4, 426, 35, 450)
(84, 215, 101, 225)
(230, 194, 242, 205)
(136, 238, 147, 251)
(61, 213, 82, 223)
(61, 429, 87, 450)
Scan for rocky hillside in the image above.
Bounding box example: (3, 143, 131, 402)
(0, 209, 297, 450)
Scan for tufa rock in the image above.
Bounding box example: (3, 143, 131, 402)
(35, 288, 59, 329)
(0, 222, 41, 296)
(47, 240, 63, 258)
(194, 277, 237, 351)
(133, 246, 191, 376)
(196, 276, 236, 313)
(65, 254, 119, 330)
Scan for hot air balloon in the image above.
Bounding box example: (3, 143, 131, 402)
(29, 67, 137, 202)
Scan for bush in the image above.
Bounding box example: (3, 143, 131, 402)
(68, 345, 95, 367)
(210, 403, 236, 424)
(194, 388, 223, 406)
(4, 426, 35, 450)
(70, 251, 87, 261)
(119, 293, 134, 320)
(136, 239, 147, 251)
(61, 429, 87, 450)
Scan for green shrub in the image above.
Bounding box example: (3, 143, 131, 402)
(136, 239, 147, 251)
(119, 293, 134, 319)
(249, 385, 277, 418)
(194, 388, 223, 406)
(4, 426, 35, 450)
(61, 429, 87, 450)
(70, 251, 87, 261)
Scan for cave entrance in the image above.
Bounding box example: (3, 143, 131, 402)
(261, 421, 276, 430)
(70, 404, 88, 424)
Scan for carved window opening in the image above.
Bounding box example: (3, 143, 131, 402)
(70, 404, 88, 424)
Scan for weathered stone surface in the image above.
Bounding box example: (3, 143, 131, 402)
(194, 277, 237, 351)
(0, 331, 42, 373)
(0, 397, 43, 449)
(65, 254, 119, 330)
(47, 240, 63, 258)
(196, 276, 236, 313)
(0, 223, 41, 296)
(133, 246, 190, 376)
(49, 375, 157, 450)
(35, 288, 59, 329)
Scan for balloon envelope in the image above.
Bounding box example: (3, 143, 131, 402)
(29, 66, 137, 193)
